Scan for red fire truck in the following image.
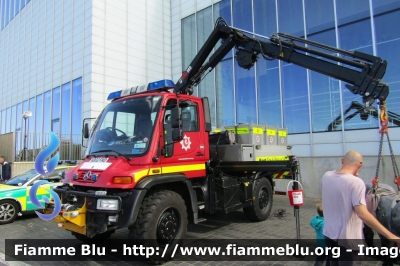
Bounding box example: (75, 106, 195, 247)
(45, 18, 389, 248)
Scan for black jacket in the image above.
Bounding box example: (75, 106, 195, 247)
(1, 162, 11, 180)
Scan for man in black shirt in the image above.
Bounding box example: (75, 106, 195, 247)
(0, 156, 11, 182)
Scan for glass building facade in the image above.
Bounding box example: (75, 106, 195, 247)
(0, 77, 82, 156)
(1, 0, 31, 30)
(181, 0, 400, 134)
(0, 0, 86, 161)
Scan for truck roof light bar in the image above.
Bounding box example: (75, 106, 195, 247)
(148, 79, 176, 91)
(107, 79, 176, 101)
(107, 90, 122, 100)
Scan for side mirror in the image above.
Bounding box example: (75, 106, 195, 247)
(58, 171, 66, 178)
(83, 123, 89, 138)
(172, 128, 183, 141)
(170, 106, 182, 129)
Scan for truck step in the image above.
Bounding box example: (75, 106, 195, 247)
(198, 201, 205, 210)
(197, 218, 207, 223)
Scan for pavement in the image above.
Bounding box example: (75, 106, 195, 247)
(0, 195, 386, 266)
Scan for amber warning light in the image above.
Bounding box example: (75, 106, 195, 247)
(112, 176, 132, 184)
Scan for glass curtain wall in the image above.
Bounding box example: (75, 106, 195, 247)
(336, 0, 376, 130)
(181, 0, 400, 134)
(197, 7, 215, 125)
(304, 0, 340, 132)
(35, 94, 43, 150)
(0, 78, 83, 160)
(214, 0, 232, 128)
(28, 97, 36, 149)
(277, 0, 310, 133)
(254, 0, 281, 128)
(5, 108, 10, 132)
(71, 78, 82, 141)
(373, 2, 400, 127)
(233, 0, 257, 125)
(1, 0, 31, 30)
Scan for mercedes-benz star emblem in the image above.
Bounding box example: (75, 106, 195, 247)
(83, 171, 91, 180)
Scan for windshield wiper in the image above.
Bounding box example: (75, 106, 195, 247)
(89, 150, 131, 161)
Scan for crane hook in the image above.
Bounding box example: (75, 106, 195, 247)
(379, 101, 389, 134)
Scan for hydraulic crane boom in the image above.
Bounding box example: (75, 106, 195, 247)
(175, 17, 389, 106)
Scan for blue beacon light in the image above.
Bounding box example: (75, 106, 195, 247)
(107, 90, 122, 100)
(147, 79, 175, 90)
(107, 79, 176, 101)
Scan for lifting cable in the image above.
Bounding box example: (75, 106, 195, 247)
(372, 100, 400, 191)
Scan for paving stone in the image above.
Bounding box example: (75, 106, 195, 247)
(0, 195, 384, 266)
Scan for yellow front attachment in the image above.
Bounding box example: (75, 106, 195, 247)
(44, 200, 87, 235)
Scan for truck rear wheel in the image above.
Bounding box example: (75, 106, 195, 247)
(129, 190, 187, 248)
(243, 177, 273, 222)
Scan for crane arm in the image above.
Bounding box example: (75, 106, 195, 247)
(175, 18, 389, 106)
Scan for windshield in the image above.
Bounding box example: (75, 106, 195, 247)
(86, 95, 162, 156)
(6, 169, 38, 186)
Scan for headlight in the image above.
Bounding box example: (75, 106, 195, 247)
(97, 199, 119, 210)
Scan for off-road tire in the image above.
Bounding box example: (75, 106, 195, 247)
(72, 230, 115, 241)
(128, 190, 187, 259)
(0, 200, 19, 225)
(243, 177, 273, 222)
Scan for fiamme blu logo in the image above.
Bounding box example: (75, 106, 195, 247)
(29, 131, 62, 221)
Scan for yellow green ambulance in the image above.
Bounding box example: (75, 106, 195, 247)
(0, 163, 76, 224)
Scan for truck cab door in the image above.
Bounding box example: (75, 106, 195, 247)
(160, 99, 206, 178)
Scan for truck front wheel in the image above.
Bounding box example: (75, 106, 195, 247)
(243, 177, 273, 222)
(129, 190, 188, 248)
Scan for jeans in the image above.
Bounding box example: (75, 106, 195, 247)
(314, 254, 327, 266)
(325, 237, 358, 266)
